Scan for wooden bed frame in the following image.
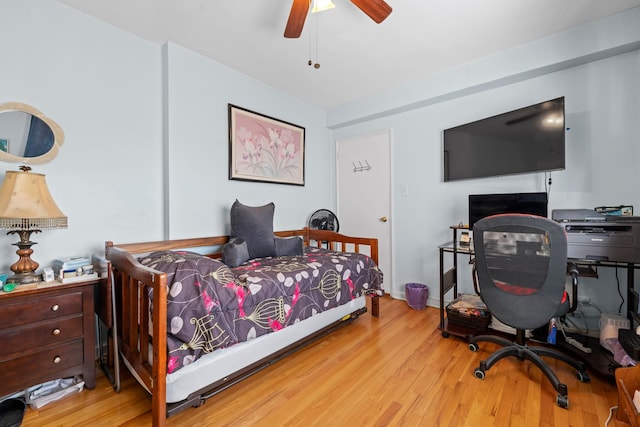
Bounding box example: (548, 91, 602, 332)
(105, 227, 380, 427)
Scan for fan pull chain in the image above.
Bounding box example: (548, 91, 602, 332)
(308, 9, 320, 69)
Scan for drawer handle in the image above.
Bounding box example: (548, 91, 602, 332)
(51, 304, 60, 312)
(53, 356, 61, 364)
(52, 328, 61, 336)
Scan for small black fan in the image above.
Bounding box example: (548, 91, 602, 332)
(308, 209, 340, 232)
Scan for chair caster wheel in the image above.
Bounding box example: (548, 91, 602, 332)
(474, 368, 485, 380)
(468, 343, 479, 352)
(442, 331, 450, 338)
(577, 371, 590, 383)
(556, 395, 569, 409)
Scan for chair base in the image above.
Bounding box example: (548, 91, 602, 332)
(469, 332, 590, 409)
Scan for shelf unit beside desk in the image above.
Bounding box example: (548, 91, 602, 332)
(439, 225, 477, 338)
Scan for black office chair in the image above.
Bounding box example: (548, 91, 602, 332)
(468, 214, 590, 408)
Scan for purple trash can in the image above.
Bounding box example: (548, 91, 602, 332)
(405, 282, 428, 310)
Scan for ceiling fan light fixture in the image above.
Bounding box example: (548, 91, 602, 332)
(311, 0, 336, 13)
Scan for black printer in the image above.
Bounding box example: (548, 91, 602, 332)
(552, 209, 640, 264)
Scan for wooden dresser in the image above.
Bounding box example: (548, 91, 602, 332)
(0, 279, 98, 397)
(617, 363, 640, 427)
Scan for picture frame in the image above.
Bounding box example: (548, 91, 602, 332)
(228, 104, 305, 186)
(0, 138, 8, 153)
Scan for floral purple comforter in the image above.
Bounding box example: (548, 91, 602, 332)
(138, 247, 383, 374)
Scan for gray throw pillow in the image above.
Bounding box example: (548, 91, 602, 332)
(222, 237, 250, 267)
(275, 236, 304, 257)
(230, 200, 276, 260)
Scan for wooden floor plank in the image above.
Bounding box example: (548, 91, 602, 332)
(21, 297, 627, 426)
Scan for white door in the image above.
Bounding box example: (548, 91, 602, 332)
(336, 130, 392, 296)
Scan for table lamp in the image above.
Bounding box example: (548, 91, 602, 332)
(0, 166, 67, 284)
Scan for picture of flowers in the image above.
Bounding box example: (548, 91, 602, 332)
(229, 104, 305, 186)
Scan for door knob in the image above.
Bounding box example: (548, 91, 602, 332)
(380, 216, 388, 222)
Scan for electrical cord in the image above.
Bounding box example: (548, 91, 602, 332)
(617, 266, 625, 314)
(563, 312, 589, 335)
(577, 300, 603, 317)
(604, 405, 618, 426)
(563, 300, 603, 336)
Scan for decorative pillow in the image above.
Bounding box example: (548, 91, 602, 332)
(230, 200, 276, 260)
(222, 237, 250, 267)
(275, 236, 304, 257)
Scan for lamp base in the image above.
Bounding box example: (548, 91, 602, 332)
(7, 229, 42, 285)
(6, 271, 42, 285)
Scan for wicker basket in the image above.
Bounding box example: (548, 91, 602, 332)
(446, 294, 491, 331)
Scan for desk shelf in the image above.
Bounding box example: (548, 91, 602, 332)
(439, 225, 477, 339)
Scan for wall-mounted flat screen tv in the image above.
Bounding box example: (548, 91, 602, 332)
(468, 192, 549, 229)
(443, 97, 565, 182)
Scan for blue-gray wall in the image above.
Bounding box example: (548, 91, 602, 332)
(1, 1, 639, 321)
(330, 9, 640, 320)
(0, 1, 334, 269)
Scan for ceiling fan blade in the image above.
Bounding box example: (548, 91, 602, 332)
(284, 0, 310, 38)
(350, 0, 392, 23)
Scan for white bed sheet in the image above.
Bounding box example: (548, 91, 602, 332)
(126, 296, 367, 403)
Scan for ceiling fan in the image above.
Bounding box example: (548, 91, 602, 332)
(284, 0, 392, 38)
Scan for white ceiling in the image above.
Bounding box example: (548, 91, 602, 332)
(57, 0, 640, 110)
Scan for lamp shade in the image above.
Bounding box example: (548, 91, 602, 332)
(0, 169, 67, 231)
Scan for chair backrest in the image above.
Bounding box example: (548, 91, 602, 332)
(472, 214, 568, 330)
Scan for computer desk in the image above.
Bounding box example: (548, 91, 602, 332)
(438, 227, 640, 378)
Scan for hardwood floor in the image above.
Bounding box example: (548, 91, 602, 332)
(22, 296, 626, 426)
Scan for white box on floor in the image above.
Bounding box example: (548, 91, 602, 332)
(599, 312, 630, 350)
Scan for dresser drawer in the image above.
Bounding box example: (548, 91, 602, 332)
(0, 281, 97, 395)
(0, 291, 83, 328)
(0, 340, 85, 397)
(0, 315, 84, 358)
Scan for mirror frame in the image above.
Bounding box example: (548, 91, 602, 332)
(0, 102, 64, 164)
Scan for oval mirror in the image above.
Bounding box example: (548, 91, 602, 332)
(0, 102, 64, 164)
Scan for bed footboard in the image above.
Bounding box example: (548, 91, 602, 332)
(105, 243, 169, 426)
(105, 227, 380, 427)
(294, 228, 380, 317)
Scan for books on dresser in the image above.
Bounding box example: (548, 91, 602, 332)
(52, 256, 97, 283)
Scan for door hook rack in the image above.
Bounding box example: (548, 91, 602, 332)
(353, 160, 372, 173)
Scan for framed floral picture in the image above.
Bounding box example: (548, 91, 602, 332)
(228, 104, 305, 186)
